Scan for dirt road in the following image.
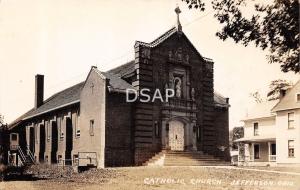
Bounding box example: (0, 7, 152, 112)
(1, 166, 299, 190)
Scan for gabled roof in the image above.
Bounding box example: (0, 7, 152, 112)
(272, 80, 300, 112)
(135, 27, 177, 48)
(9, 68, 134, 129)
(9, 26, 229, 129)
(9, 82, 84, 128)
(242, 100, 278, 121)
(135, 27, 213, 63)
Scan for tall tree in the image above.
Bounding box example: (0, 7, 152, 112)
(0, 114, 7, 180)
(230, 127, 244, 150)
(249, 79, 293, 103)
(249, 91, 263, 103)
(0, 114, 4, 127)
(182, 0, 299, 73)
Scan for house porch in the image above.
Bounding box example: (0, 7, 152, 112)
(236, 138, 276, 166)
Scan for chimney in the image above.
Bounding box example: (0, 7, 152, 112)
(226, 98, 230, 104)
(35, 74, 44, 109)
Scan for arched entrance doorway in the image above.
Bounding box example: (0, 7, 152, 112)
(169, 120, 184, 151)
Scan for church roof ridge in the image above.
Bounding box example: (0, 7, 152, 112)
(135, 27, 177, 48)
(9, 81, 84, 128)
(134, 26, 214, 65)
(8, 68, 135, 129)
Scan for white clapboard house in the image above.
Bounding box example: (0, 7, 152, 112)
(236, 80, 300, 166)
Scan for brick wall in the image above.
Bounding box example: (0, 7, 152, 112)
(133, 43, 156, 165)
(214, 107, 230, 161)
(132, 30, 229, 164)
(105, 93, 134, 167)
(133, 31, 210, 164)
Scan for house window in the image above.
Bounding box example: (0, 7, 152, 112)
(90, 120, 94, 136)
(254, 123, 259, 136)
(288, 112, 295, 129)
(297, 94, 300, 102)
(271, 143, 276, 155)
(288, 140, 295, 157)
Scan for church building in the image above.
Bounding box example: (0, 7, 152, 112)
(8, 7, 230, 168)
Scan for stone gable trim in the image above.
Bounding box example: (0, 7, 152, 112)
(134, 27, 214, 66)
(82, 66, 106, 88)
(135, 27, 177, 48)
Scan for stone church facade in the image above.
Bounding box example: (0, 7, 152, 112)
(8, 9, 230, 168)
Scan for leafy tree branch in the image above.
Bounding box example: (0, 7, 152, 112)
(182, 0, 299, 73)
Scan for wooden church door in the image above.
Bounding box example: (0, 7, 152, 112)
(169, 121, 184, 151)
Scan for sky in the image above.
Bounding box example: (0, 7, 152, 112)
(0, 0, 299, 128)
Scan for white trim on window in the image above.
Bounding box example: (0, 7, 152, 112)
(254, 122, 259, 136)
(288, 112, 295, 129)
(288, 140, 295, 158)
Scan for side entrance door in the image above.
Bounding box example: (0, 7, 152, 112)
(169, 121, 184, 151)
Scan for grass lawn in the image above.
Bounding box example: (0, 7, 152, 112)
(1, 166, 299, 190)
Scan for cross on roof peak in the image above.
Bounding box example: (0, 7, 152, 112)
(175, 6, 182, 32)
(175, 6, 181, 15)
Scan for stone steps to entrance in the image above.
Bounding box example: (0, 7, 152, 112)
(164, 155, 216, 158)
(142, 151, 165, 166)
(144, 150, 230, 166)
(164, 158, 221, 162)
